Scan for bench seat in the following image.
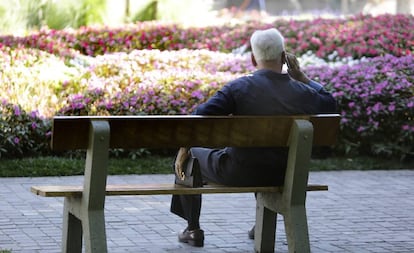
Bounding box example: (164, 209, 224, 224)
(31, 183, 328, 197)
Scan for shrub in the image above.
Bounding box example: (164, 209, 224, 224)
(57, 49, 252, 116)
(0, 0, 106, 31)
(0, 1, 27, 33)
(0, 101, 51, 158)
(1, 14, 412, 59)
(68, 14, 413, 58)
(279, 14, 414, 60)
(0, 14, 413, 159)
(306, 54, 414, 159)
(0, 46, 81, 117)
(133, 1, 159, 22)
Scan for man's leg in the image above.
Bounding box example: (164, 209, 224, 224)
(170, 194, 201, 230)
(171, 147, 208, 247)
(171, 193, 204, 247)
(190, 147, 227, 184)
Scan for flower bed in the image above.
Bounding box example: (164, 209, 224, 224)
(0, 101, 51, 158)
(56, 49, 253, 115)
(307, 54, 414, 158)
(0, 14, 413, 159)
(1, 14, 413, 59)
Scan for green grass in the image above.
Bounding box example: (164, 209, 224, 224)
(310, 156, 413, 171)
(0, 250, 12, 253)
(0, 155, 412, 177)
(0, 156, 174, 177)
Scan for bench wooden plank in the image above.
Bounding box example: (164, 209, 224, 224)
(31, 183, 328, 197)
(51, 114, 340, 151)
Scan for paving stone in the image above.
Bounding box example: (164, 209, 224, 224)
(1, 170, 414, 252)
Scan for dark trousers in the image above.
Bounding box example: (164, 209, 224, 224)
(170, 194, 201, 227)
(170, 147, 286, 227)
(170, 147, 222, 227)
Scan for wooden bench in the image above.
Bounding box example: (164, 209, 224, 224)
(31, 114, 340, 253)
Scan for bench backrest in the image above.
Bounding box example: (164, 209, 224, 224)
(51, 114, 340, 151)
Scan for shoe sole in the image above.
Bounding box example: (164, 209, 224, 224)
(188, 239, 204, 247)
(179, 238, 204, 247)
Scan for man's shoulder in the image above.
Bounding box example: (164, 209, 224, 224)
(226, 74, 254, 87)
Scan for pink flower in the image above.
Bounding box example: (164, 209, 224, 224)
(191, 90, 204, 100)
(372, 103, 382, 113)
(310, 37, 322, 46)
(13, 105, 21, 116)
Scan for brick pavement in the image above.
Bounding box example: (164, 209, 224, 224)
(1, 170, 414, 253)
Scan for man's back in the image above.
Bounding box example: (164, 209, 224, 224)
(225, 69, 336, 116)
(196, 69, 336, 116)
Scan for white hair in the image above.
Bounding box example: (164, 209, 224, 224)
(250, 28, 285, 62)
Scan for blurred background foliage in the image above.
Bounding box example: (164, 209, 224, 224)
(1, 0, 411, 34)
(0, 0, 106, 31)
(0, 0, 215, 33)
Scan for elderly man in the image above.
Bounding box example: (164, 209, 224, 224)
(171, 28, 337, 247)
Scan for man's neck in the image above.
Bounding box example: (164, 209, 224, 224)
(256, 61, 283, 73)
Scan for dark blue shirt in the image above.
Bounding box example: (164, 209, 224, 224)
(194, 69, 337, 186)
(195, 69, 336, 116)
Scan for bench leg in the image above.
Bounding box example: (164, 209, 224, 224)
(83, 210, 107, 253)
(284, 205, 310, 253)
(62, 199, 82, 253)
(254, 198, 277, 253)
(62, 197, 108, 253)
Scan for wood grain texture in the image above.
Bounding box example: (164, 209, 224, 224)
(51, 114, 340, 151)
(30, 183, 328, 197)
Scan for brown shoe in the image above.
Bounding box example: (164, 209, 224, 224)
(178, 228, 204, 247)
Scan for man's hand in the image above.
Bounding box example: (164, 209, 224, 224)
(175, 147, 190, 180)
(286, 53, 311, 84)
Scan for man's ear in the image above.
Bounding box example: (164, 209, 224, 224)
(281, 51, 286, 65)
(251, 53, 257, 67)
